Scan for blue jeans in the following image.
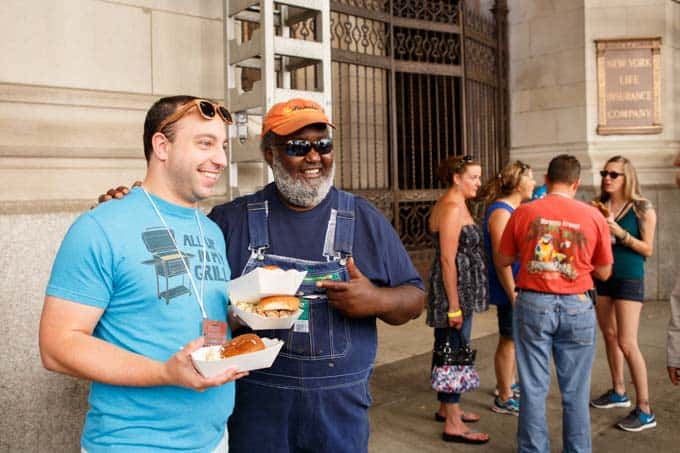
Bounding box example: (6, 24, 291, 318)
(229, 379, 371, 453)
(433, 314, 473, 404)
(513, 291, 596, 453)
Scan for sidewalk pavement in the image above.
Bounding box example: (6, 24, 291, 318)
(369, 300, 680, 452)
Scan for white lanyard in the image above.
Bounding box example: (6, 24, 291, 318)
(142, 188, 208, 319)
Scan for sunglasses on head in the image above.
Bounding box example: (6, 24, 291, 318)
(454, 155, 473, 170)
(278, 138, 333, 157)
(600, 170, 623, 179)
(157, 99, 233, 132)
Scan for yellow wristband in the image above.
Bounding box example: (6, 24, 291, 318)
(447, 310, 462, 318)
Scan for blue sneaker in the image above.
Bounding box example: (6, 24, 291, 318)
(491, 396, 519, 416)
(590, 389, 631, 409)
(617, 407, 656, 432)
(494, 383, 520, 398)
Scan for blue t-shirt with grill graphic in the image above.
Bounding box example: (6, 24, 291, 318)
(46, 187, 232, 453)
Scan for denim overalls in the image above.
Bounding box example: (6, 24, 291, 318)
(228, 190, 377, 453)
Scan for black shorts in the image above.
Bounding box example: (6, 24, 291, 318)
(595, 277, 644, 302)
(497, 304, 513, 338)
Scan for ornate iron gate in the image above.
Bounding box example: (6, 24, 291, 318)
(326, 0, 508, 279)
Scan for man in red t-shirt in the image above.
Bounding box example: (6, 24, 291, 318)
(498, 154, 612, 453)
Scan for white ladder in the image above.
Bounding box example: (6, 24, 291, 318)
(224, 0, 332, 197)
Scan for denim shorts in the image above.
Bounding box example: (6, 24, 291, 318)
(497, 304, 513, 338)
(595, 277, 644, 302)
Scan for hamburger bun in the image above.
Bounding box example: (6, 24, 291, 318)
(255, 295, 300, 318)
(219, 333, 265, 358)
(591, 201, 611, 218)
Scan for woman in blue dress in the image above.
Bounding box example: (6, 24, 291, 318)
(479, 161, 535, 416)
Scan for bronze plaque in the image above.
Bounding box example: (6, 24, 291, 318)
(596, 37, 662, 135)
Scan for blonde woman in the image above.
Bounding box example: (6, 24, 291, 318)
(590, 156, 657, 432)
(479, 161, 535, 416)
(426, 155, 489, 445)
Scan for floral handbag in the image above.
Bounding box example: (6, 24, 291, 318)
(430, 328, 480, 394)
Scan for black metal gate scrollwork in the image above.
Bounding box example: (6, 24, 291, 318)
(324, 0, 508, 280)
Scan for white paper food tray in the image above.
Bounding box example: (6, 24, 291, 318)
(191, 338, 284, 378)
(231, 303, 303, 330)
(228, 267, 307, 303)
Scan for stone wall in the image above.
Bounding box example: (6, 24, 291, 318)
(0, 212, 87, 451)
(0, 0, 227, 207)
(508, 1, 588, 165)
(0, 1, 226, 451)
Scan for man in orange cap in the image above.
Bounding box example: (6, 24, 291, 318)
(209, 98, 425, 453)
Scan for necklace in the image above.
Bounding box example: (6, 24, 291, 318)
(606, 199, 628, 220)
(142, 188, 208, 319)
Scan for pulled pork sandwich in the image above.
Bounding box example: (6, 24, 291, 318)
(207, 334, 265, 360)
(255, 295, 300, 318)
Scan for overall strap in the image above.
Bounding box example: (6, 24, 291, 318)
(246, 192, 270, 254)
(333, 190, 356, 258)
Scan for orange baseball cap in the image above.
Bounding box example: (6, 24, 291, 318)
(261, 98, 335, 136)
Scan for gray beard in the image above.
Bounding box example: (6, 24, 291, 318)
(271, 152, 335, 208)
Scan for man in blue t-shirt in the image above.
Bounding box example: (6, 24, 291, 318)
(40, 96, 247, 453)
(208, 98, 425, 453)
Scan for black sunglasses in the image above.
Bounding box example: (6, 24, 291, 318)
(278, 138, 333, 157)
(158, 99, 233, 132)
(454, 155, 473, 170)
(600, 170, 624, 179)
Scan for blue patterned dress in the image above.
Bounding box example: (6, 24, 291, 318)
(426, 224, 489, 328)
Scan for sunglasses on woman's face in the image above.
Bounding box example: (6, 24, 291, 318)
(600, 170, 624, 179)
(158, 99, 233, 132)
(278, 138, 333, 157)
